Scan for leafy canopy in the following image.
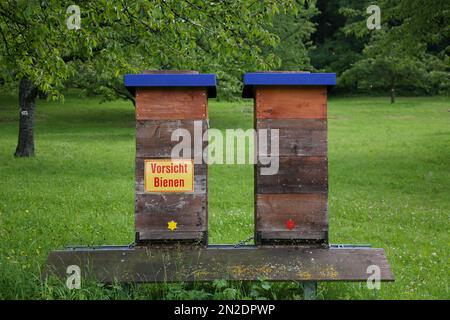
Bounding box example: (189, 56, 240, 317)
(0, 0, 304, 101)
(338, 0, 450, 96)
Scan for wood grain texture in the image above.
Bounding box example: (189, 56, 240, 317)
(135, 193, 206, 216)
(257, 231, 327, 241)
(45, 246, 394, 282)
(256, 193, 327, 241)
(136, 88, 207, 120)
(137, 231, 206, 241)
(135, 158, 207, 194)
(135, 193, 207, 240)
(136, 120, 207, 158)
(257, 119, 327, 157)
(136, 211, 207, 232)
(138, 231, 208, 242)
(255, 86, 327, 119)
(257, 156, 327, 193)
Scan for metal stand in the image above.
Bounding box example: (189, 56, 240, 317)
(303, 281, 317, 300)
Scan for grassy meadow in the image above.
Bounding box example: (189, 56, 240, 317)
(0, 91, 448, 299)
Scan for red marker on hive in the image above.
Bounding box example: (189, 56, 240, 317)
(286, 219, 295, 230)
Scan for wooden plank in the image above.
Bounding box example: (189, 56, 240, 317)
(135, 193, 206, 217)
(257, 157, 327, 193)
(257, 231, 327, 241)
(255, 86, 327, 119)
(138, 231, 206, 241)
(257, 119, 327, 157)
(136, 120, 207, 158)
(136, 88, 207, 120)
(135, 159, 207, 194)
(136, 210, 207, 233)
(135, 193, 207, 241)
(256, 193, 327, 241)
(44, 245, 394, 282)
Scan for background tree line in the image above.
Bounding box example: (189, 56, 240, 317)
(0, 0, 448, 157)
(276, 0, 449, 102)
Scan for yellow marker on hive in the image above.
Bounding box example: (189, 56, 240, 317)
(167, 220, 177, 231)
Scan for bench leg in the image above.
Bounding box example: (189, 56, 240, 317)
(303, 281, 317, 300)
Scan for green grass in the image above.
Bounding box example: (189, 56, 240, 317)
(0, 92, 448, 299)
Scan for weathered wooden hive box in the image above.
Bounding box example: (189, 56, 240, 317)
(125, 71, 216, 245)
(243, 72, 336, 245)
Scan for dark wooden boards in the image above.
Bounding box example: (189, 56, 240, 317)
(257, 157, 328, 194)
(135, 193, 207, 215)
(136, 88, 207, 120)
(136, 120, 207, 158)
(254, 86, 328, 244)
(256, 119, 327, 157)
(44, 245, 394, 283)
(256, 194, 328, 241)
(135, 193, 207, 238)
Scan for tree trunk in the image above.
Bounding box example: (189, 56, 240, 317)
(14, 78, 38, 157)
(390, 87, 396, 104)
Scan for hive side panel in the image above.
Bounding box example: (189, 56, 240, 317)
(135, 193, 207, 233)
(256, 193, 328, 241)
(136, 88, 207, 120)
(256, 119, 327, 157)
(255, 86, 327, 119)
(256, 157, 328, 193)
(255, 86, 328, 244)
(136, 120, 207, 158)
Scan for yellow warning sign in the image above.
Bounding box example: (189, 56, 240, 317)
(144, 159, 194, 192)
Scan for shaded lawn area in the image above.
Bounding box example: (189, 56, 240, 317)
(0, 92, 448, 299)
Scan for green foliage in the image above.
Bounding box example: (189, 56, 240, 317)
(0, 0, 309, 101)
(340, 32, 427, 94)
(310, 38, 364, 75)
(376, 0, 450, 49)
(1, 0, 446, 100)
(339, 0, 450, 54)
(264, 1, 318, 71)
(310, 0, 369, 74)
(335, 0, 450, 98)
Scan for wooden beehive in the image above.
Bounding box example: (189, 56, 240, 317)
(243, 72, 336, 245)
(125, 71, 216, 245)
